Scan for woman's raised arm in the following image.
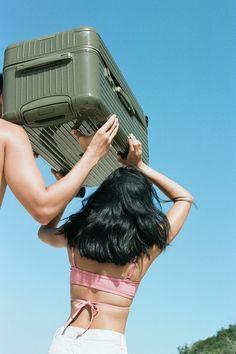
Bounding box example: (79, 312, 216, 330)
(1, 115, 119, 224)
(118, 134, 194, 258)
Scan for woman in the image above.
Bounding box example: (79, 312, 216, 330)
(38, 134, 193, 354)
(0, 73, 119, 223)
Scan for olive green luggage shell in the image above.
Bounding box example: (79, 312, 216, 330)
(3, 26, 148, 186)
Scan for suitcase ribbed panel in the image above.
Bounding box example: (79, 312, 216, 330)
(14, 32, 76, 62)
(15, 60, 75, 110)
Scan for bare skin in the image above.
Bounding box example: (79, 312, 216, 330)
(0, 96, 6, 203)
(0, 112, 119, 224)
(38, 134, 194, 334)
(0, 135, 6, 203)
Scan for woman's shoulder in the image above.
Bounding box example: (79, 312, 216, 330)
(137, 247, 163, 279)
(0, 119, 26, 141)
(0, 118, 28, 142)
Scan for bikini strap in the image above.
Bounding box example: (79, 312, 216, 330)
(126, 257, 137, 280)
(62, 300, 99, 338)
(62, 299, 130, 338)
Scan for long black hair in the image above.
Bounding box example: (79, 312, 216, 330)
(60, 165, 170, 265)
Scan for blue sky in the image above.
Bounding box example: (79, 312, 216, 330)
(0, 1, 235, 353)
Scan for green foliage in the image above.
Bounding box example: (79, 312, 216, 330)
(178, 324, 236, 354)
(178, 345, 191, 354)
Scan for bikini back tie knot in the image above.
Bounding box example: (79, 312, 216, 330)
(62, 299, 99, 337)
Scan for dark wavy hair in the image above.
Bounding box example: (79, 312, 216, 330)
(60, 165, 170, 265)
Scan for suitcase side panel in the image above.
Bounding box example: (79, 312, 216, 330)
(97, 59, 149, 163)
(3, 48, 105, 126)
(98, 39, 146, 126)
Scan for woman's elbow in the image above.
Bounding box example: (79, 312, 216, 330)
(33, 214, 51, 225)
(187, 194, 194, 204)
(27, 194, 58, 224)
(38, 227, 45, 241)
(31, 206, 55, 225)
(181, 190, 194, 204)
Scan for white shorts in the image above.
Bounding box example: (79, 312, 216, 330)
(48, 326, 128, 354)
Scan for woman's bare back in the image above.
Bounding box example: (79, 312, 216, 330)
(0, 134, 7, 206)
(66, 250, 153, 333)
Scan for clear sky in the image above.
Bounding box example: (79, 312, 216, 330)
(0, 1, 235, 353)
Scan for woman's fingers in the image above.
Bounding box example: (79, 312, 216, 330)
(128, 136, 135, 151)
(106, 116, 119, 138)
(130, 133, 140, 145)
(70, 115, 142, 164)
(71, 114, 118, 156)
(117, 133, 143, 166)
(130, 134, 142, 152)
(71, 115, 117, 139)
(108, 122, 120, 143)
(99, 114, 118, 134)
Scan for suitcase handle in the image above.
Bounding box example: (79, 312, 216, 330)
(16, 53, 72, 72)
(115, 86, 136, 116)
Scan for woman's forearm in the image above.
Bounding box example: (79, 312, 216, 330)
(35, 152, 98, 223)
(38, 207, 67, 247)
(138, 162, 193, 202)
(3, 124, 97, 224)
(138, 162, 193, 242)
(118, 135, 194, 246)
(2, 115, 119, 224)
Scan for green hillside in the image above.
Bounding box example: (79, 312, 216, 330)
(178, 325, 236, 354)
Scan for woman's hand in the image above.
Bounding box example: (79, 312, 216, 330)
(117, 133, 144, 168)
(72, 114, 119, 162)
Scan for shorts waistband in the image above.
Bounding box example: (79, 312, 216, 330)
(56, 326, 126, 345)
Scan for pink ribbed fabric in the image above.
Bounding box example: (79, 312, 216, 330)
(70, 265, 139, 299)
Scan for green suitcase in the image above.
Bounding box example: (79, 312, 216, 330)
(3, 26, 148, 186)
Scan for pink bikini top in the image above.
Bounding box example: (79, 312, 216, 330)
(62, 248, 140, 337)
